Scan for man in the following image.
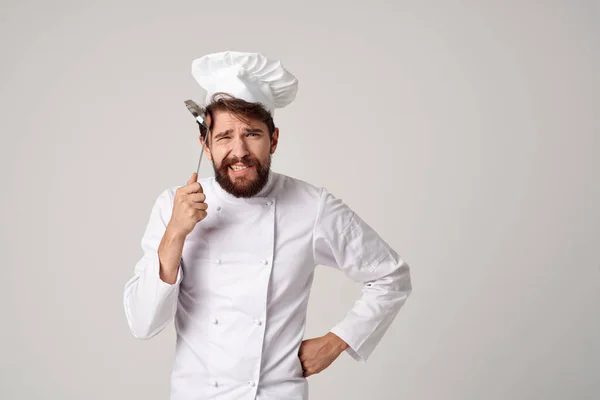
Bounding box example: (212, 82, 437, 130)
(123, 51, 412, 400)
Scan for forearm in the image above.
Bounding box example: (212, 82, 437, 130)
(331, 256, 412, 362)
(158, 226, 187, 284)
(124, 224, 186, 339)
(123, 251, 183, 339)
(123, 188, 193, 340)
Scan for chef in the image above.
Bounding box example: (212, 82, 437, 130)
(123, 51, 412, 400)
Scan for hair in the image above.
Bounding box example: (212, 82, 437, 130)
(198, 93, 276, 144)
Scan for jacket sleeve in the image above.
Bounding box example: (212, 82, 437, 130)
(313, 188, 412, 362)
(123, 188, 183, 339)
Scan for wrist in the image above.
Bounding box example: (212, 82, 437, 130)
(164, 224, 188, 242)
(327, 332, 349, 352)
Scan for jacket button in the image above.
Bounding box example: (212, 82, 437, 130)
(260, 260, 268, 265)
(212, 318, 218, 324)
(216, 206, 222, 211)
(212, 380, 218, 387)
(249, 381, 256, 387)
(255, 319, 262, 326)
(215, 259, 221, 264)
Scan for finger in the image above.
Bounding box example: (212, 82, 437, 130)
(187, 172, 198, 185)
(188, 193, 206, 203)
(298, 341, 307, 354)
(181, 181, 203, 195)
(196, 210, 207, 221)
(191, 202, 208, 211)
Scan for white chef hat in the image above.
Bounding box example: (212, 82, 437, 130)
(191, 51, 298, 115)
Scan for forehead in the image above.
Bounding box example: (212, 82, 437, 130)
(210, 110, 265, 129)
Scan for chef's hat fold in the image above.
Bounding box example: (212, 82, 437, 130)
(191, 51, 298, 114)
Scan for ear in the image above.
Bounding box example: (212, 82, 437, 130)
(200, 136, 213, 160)
(270, 128, 280, 154)
(202, 113, 214, 160)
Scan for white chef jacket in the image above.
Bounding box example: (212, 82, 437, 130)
(123, 171, 412, 400)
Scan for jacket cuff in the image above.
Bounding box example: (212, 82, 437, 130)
(329, 326, 366, 363)
(153, 254, 183, 288)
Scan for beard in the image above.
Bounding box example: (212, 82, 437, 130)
(212, 153, 271, 198)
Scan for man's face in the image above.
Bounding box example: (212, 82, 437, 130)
(203, 110, 279, 198)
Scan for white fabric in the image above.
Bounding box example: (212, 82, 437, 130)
(191, 51, 299, 114)
(123, 172, 412, 400)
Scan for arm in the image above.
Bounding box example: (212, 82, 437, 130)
(313, 188, 412, 363)
(123, 189, 184, 340)
(123, 173, 207, 339)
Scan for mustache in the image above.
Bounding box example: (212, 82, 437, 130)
(221, 155, 258, 168)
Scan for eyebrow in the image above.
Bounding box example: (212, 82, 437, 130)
(213, 127, 264, 140)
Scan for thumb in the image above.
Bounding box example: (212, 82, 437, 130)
(187, 172, 198, 185)
(299, 340, 307, 354)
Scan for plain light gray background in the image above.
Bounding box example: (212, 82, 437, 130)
(1, 0, 599, 399)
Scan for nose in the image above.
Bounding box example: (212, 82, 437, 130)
(230, 136, 250, 159)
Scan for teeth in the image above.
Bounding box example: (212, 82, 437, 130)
(230, 165, 249, 171)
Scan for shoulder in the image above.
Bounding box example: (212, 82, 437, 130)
(273, 172, 353, 223)
(273, 172, 354, 211)
(273, 172, 325, 202)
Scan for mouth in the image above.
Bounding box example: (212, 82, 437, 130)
(228, 164, 255, 176)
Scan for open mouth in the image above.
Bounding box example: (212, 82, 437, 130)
(229, 164, 254, 175)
